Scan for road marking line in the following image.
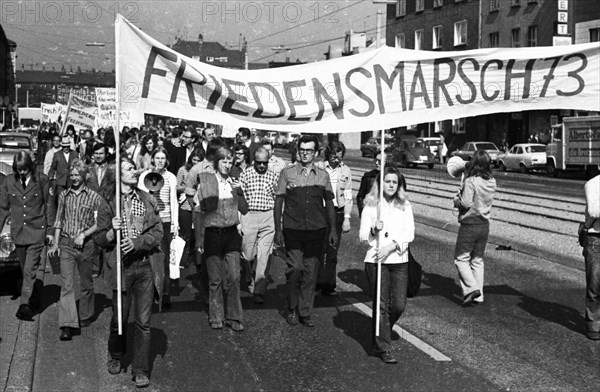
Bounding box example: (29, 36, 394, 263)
(347, 298, 452, 362)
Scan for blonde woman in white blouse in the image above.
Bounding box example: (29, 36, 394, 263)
(359, 166, 415, 365)
(138, 147, 179, 308)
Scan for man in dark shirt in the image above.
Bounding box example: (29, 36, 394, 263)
(274, 135, 337, 327)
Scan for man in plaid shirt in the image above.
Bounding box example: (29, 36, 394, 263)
(239, 147, 278, 304)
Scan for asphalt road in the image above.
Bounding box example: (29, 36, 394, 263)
(1, 153, 599, 392)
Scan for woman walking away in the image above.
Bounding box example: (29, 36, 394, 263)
(359, 166, 414, 364)
(453, 149, 496, 306)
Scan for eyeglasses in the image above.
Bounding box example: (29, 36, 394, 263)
(299, 149, 315, 154)
(235, 151, 245, 155)
(255, 161, 268, 165)
(182, 134, 192, 139)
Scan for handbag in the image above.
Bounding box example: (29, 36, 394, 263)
(169, 235, 186, 279)
(407, 248, 422, 298)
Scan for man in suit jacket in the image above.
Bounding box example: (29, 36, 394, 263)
(49, 137, 78, 195)
(163, 127, 186, 176)
(237, 127, 259, 163)
(0, 152, 55, 321)
(86, 143, 115, 202)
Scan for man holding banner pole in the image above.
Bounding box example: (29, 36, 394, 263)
(274, 135, 337, 327)
(94, 156, 164, 388)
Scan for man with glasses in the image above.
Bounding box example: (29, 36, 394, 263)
(316, 141, 353, 296)
(274, 135, 337, 327)
(357, 153, 382, 217)
(239, 148, 278, 304)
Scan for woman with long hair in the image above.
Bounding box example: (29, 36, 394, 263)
(359, 166, 414, 364)
(176, 149, 204, 268)
(136, 133, 159, 170)
(453, 149, 496, 306)
(138, 146, 179, 308)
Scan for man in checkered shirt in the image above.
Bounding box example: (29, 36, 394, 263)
(239, 147, 278, 304)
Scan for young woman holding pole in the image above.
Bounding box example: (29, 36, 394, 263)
(359, 166, 414, 364)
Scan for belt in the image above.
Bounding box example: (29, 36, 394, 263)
(249, 209, 273, 212)
(206, 225, 238, 234)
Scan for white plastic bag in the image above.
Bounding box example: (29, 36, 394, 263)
(169, 235, 186, 279)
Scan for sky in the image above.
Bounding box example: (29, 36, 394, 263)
(2, 0, 389, 72)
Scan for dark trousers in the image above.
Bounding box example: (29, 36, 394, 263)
(584, 234, 600, 333)
(365, 262, 408, 353)
(108, 259, 154, 377)
(16, 242, 45, 307)
(160, 222, 173, 296)
(318, 209, 345, 291)
(58, 238, 95, 328)
(283, 229, 326, 318)
(178, 209, 194, 268)
(204, 229, 243, 323)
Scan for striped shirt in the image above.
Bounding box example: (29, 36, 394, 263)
(54, 186, 102, 239)
(240, 167, 277, 211)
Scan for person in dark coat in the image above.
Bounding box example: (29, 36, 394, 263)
(0, 152, 55, 321)
(48, 137, 78, 196)
(357, 153, 381, 217)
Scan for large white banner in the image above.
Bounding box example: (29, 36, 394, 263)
(116, 15, 600, 133)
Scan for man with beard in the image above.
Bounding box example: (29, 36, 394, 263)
(239, 147, 278, 304)
(95, 157, 164, 388)
(47, 159, 102, 340)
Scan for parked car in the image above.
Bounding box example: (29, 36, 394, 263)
(0, 217, 18, 274)
(360, 136, 394, 158)
(497, 143, 548, 174)
(0, 132, 35, 167)
(276, 131, 290, 148)
(391, 137, 436, 169)
(451, 141, 502, 166)
(266, 131, 279, 146)
(417, 137, 448, 162)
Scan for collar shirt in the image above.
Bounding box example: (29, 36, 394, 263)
(54, 186, 102, 239)
(275, 163, 334, 231)
(318, 161, 353, 208)
(94, 162, 107, 185)
(121, 190, 146, 239)
(359, 199, 415, 264)
(202, 173, 239, 228)
(268, 156, 286, 178)
(240, 167, 277, 211)
(63, 151, 71, 161)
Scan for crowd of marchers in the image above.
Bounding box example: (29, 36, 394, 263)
(1, 121, 598, 389)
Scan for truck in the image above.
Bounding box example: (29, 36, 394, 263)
(17, 107, 42, 131)
(546, 115, 600, 178)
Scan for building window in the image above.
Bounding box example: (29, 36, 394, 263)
(416, 0, 425, 12)
(489, 0, 500, 12)
(395, 33, 406, 48)
(591, 28, 600, 42)
(415, 29, 423, 50)
(527, 25, 538, 46)
(511, 0, 521, 6)
(454, 20, 467, 46)
(433, 25, 442, 49)
(489, 32, 499, 47)
(396, 0, 406, 17)
(511, 28, 521, 47)
(434, 0, 443, 7)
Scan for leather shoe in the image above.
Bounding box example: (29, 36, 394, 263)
(225, 320, 245, 332)
(107, 359, 121, 375)
(210, 321, 223, 329)
(16, 304, 34, 321)
(286, 309, 298, 326)
(380, 351, 398, 364)
(586, 330, 600, 340)
(134, 374, 150, 388)
(463, 290, 481, 305)
(299, 316, 315, 328)
(162, 295, 171, 309)
(321, 288, 338, 297)
(253, 294, 265, 304)
(59, 327, 73, 341)
(79, 318, 93, 328)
